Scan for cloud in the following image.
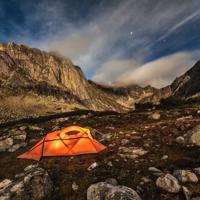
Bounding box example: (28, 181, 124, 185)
(158, 8, 200, 41)
(1, 0, 200, 84)
(42, 0, 200, 73)
(93, 59, 139, 83)
(93, 51, 200, 88)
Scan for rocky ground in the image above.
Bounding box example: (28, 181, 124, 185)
(1, 105, 200, 200)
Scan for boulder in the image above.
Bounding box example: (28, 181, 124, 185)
(87, 182, 141, 200)
(173, 170, 198, 183)
(156, 174, 181, 193)
(0, 165, 53, 200)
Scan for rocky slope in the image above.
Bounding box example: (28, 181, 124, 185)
(170, 60, 200, 99)
(0, 42, 200, 123)
(134, 60, 200, 106)
(0, 42, 129, 123)
(1, 105, 200, 199)
(89, 81, 160, 107)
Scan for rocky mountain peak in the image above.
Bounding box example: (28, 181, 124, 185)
(0, 42, 130, 122)
(170, 60, 200, 98)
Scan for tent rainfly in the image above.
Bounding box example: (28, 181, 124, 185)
(18, 126, 106, 161)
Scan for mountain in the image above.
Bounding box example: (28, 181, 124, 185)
(170, 60, 200, 99)
(0, 42, 199, 123)
(0, 42, 130, 123)
(89, 81, 159, 106)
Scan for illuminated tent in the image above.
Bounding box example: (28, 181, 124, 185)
(18, 126, 106, 161)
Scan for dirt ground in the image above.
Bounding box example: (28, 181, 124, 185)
(1, 105, 200, 200)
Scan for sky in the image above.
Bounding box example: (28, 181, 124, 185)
(0, 0, 200, 88)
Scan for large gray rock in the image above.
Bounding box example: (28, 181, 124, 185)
(87, 182, 141, 200)
(156, 174, 181, 193)
(173, 170, 198, 183)
(0, 165, 53, 200)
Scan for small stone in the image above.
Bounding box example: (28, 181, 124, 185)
(161, 155, 168, 160)
(13, 132, 27, 140)
(103, 134, 112, 141)
(0, 179, 12, 191)
(107, 161, 113, 167)
(107, 126, 115, 130)
(148, 167, 164, 177)
(173, 170, 198, 183)
(8, 142, 27, 152)
(182, 186, 192, 200)
(30, 139, 38, 143)
(156, 173, 181, 193)
(105, 178, 118, 186)
(121, 139, 129, 146)
(87, 162, 98, 171)
(193, 167, 200, 175)
(141, 177, 151, 183)
(24, 164, 38, 172)
(151, 113, 160, 120)
(19, 126, 27, 131)
(10, 181, 24, 193)
(72, 182, 79, 191)
(0, 138, 13, 152)
(15, 173, 25, 178)
(52, 126, 60, 131)
(28, 125, 42, 131)
(188, 124, 200, 146)
(176, 136, 185, 144)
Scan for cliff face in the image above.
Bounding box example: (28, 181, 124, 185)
(0, 42, 200, 123)
(0, 42, 129, 123)
(170, 61, 200, 98)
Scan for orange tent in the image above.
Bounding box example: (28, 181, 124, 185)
(18, 126, 106, 161)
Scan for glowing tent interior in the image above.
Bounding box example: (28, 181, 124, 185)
(18, 126, 107, 161)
